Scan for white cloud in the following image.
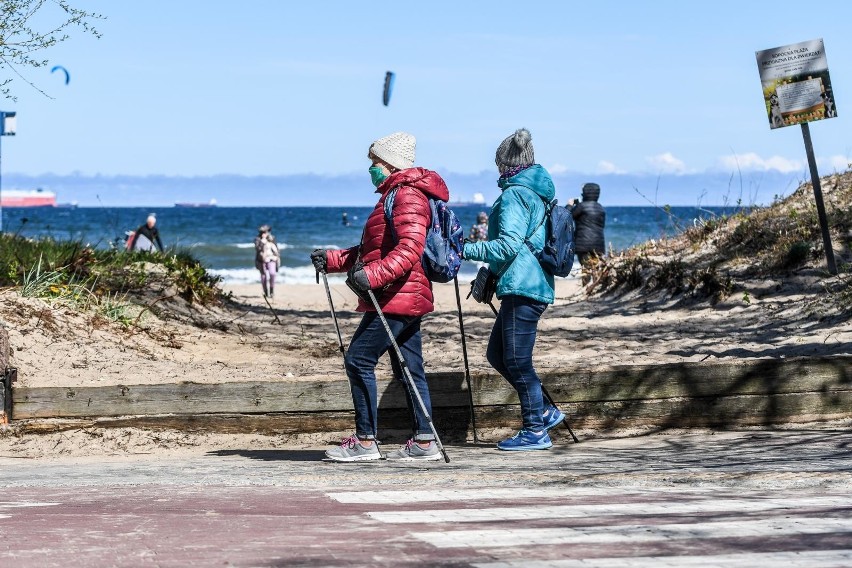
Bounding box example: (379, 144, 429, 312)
(596, 160, 625, 174)
(646, 152, 687, 174)
(822, 154, 852, 172)
(549, 163, 569, 174)
(717, 153, 804, 173)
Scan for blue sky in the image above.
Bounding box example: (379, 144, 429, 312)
(3, 0, 851, 181)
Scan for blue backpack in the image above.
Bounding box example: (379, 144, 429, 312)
(526, 197, 576, 277)
(384, 187, 464, 283)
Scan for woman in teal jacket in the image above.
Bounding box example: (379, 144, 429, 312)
(463, 128, 565, 451)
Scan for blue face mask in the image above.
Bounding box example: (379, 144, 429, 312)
(369, 165, 388, 187)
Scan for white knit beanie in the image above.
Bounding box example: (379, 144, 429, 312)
(369, 132, 416, 170)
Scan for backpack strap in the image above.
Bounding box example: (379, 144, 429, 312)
(524, 195, 551, 255)
(384, 185, 434, 243)
(383, 186, 400, 242)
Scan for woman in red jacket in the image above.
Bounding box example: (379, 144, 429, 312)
(310, 132, 450, 462)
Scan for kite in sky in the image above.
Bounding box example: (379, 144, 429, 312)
(51, 65, 70, 85)
(383, 71, 395, 106)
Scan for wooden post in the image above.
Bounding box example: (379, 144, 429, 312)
(801, 122, 838, 275)
(0, 325, 11, 423)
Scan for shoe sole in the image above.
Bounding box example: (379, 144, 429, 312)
(496, 442, 553, 451)
(544, 414, 565, 431)
(386, 454, 443, 462)
(324, 453, 383, 462)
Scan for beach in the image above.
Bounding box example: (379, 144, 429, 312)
(5, 274, 850, 392)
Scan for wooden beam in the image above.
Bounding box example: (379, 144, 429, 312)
(10, 356, 852, 426)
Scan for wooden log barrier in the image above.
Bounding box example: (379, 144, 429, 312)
(9, 356, 852, 435)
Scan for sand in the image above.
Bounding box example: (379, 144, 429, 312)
(3, 273, 850, 390)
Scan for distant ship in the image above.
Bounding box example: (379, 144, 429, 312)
(175, 198, 218, 208)
(0, 188, 57, 207)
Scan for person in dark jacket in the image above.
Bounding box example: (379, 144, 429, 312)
(570, 183, 606, 265)
(310, 132, 449, 463)
(129, 214, 164, 252)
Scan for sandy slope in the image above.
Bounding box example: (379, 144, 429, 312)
(2, 273, 849, 390)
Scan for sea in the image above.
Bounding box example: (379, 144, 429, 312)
(0, 205, 741, 285)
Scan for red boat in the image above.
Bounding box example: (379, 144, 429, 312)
(1, 188, 57, 207)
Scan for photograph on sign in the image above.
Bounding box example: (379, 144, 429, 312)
(755, 38, 836, 130)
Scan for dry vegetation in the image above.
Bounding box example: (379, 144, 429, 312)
(583, 171, 852, 313)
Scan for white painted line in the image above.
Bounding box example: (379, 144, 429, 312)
(327, 486, 711, 504)
(368, 495, 851, 524)
(472, 549, 852, 568)
(411, 517, 852, 548)
(0, 502, 60, 509)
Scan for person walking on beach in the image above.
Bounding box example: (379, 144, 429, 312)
(129, 214, 164, 252)
(310, 132, 449, 462)
(254, 225, 280, 298)
(462, 128, 563, 451)
(570, 182, 606, 266)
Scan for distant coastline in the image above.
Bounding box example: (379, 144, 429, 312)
(2, 170, 804, 208)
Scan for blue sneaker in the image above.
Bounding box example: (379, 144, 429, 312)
(497, 429, 553, 451)
(542, 405, 565, 431)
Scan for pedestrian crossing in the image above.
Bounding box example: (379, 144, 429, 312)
(327, 488, 852, 566)
(473, 550, 852, 568)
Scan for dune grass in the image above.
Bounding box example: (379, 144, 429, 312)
(1, 233, 223, 325)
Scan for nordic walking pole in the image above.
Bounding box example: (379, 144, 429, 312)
(453, 276, 479, 443)
(319, 269, 383, 459)
(367, 289, 450, 463)
(320, 271, 345, 358)
(540, 384, 579, 443)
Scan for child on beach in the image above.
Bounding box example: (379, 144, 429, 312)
(469, 211, 489, 242)
(254, 225, 280, 298)
(462, 128, 563, 451)
(310, 132, 450, 462)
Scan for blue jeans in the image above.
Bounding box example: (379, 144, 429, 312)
(344, 312, 435, 441)
(486, 295, 548, 432)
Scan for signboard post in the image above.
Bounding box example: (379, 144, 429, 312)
(0, 111, 17, 234)
(756, 39, 837, 275)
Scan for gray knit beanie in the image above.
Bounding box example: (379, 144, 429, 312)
(495, 128, 535, 170)
(368, 132, 416, 170)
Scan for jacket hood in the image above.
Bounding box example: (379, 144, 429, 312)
(497, 164, 555, 201)
(377, 167, 449, 201)
(582, 182, 601, 201)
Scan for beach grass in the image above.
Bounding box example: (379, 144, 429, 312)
(585, 172, 852, 307)
(0, 234, 224, 324)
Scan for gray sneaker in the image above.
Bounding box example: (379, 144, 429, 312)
(385, 439, 441, 461)
(325, 435, 382, 462)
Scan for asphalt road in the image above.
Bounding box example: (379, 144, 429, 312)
(1, 428, 851, 567)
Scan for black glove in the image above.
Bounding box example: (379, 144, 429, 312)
(310, 249, 327, 273)
(349, 268, 371, 291)
(345, 262, 372, 302)
(461, 238, 475, 259)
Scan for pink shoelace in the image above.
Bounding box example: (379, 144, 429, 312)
(339, 434, 359, 449)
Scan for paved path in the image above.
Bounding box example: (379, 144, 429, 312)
(1, 429, 851, 567)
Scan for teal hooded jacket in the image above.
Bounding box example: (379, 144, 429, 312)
(463, 164, 556, 304)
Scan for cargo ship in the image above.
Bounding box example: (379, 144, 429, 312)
(0, 188, 57, 207)
(175, 198, 217, 208)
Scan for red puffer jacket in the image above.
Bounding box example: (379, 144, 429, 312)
(326, 167, 450, 316)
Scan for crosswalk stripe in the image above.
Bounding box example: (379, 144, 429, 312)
(410, 516, 852, 548)
(471, 549, 852, 568)
(367, 495, 849, 524)
(0, 502, 60, 508)
(327, 487, 709, 504)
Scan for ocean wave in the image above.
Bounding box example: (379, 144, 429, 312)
(232, 242, 293, 249)
(209, 265, 345, 285)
